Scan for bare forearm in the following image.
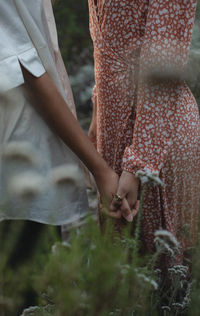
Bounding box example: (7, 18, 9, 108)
(22, 68, 108, 177)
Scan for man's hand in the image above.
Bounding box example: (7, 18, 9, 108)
(95, 167, 121, 219)
(110, 171, 140, 222)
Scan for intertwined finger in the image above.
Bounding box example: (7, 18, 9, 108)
(126, 190, 138, 214)
(120, 198, 134, 222)
(100, 196, 121, 219)
(131, 200, 140, 217)
(101, 205, 121, 219)
(110, 188, 133, 221)
(110, 193, 124, 212)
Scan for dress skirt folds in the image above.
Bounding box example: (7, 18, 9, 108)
(0, 0, 89, 225)
(89, 0, 200, 263)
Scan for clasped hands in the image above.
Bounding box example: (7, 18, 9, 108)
(89, 116, 140, 222)
(98, 170, 140, 223)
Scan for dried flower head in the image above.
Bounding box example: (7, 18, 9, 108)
(49, 164, 83, 187)
(52, 241, 71, 255)
(161, 306, 171, 312)
(154, 230, 180, 255)
(8, 172, 45, 199)
(136, 169, 164, 186)
(172, 302, 184, 309)
(20, 306, 41, 316)
(181, 281, 192, 308)
(2, 141, 39, 165)
(135, 269, 158, 290)
(168, 265, 189, 279)
(120, 264, 130, 276)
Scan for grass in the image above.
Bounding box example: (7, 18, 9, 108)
(1, 202, 199, 316)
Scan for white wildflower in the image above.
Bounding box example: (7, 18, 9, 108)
(120, 264, 130, 276)
(51, 243, 60, 255)
(109, 309, 121, 315)
(8, 171, 45, 199)
(154, 268, 162, 275)
(52, 241, 71, 255)
(181, 282, 192, 308)
(20, 306, 41, 316)
(137, 273, 158, 290)
(161, 306, 171, 312)
(90, 243, 96, 251)
(48, 164, 83, 187)
(154, 230, 180, 256)
(155, 238, 175, 256)
(2, 141, 39, 165)
(136, 169, 164, 186)
(62, 241, 71, 248)
(155, 230, 179, 248)
(172, 302, 184, 309)
(168, 265, 188, 279)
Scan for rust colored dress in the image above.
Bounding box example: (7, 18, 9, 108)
(89, 0, 200, 261)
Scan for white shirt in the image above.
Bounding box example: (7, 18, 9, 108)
(0, 0, 89, 225)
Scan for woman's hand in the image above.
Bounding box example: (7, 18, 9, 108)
(94, 167, 121, 219)
(110, 171, 140, 222)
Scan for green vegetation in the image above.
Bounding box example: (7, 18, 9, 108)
(0, 2, 199, 316)
(1, 216, 198, 316)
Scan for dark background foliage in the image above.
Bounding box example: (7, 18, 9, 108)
(53, 0, 94, 118)
(53, 0, 93, 73)
(53, 0, 200, 114)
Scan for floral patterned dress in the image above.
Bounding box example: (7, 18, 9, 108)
(88, 0, 200, 262)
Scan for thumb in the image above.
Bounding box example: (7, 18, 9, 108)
(120, 198, 134, 222)
(131, 200, 140, 217)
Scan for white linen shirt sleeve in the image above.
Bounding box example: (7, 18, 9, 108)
(0, 0, 45, 92)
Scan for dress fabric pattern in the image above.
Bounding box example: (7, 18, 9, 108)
(89, 0, 200, 260)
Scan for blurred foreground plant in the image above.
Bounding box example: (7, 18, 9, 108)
(19, 172, 195, 316)
(33, 218, 157, 316)
(0, 167, 197, 316)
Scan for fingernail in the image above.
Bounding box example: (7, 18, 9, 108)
(125, 214, 133, 222)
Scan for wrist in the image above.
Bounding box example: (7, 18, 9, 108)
(91, 159, 111, 182)
(122, 170, 139, 181)
(121, 170, 140, 191)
